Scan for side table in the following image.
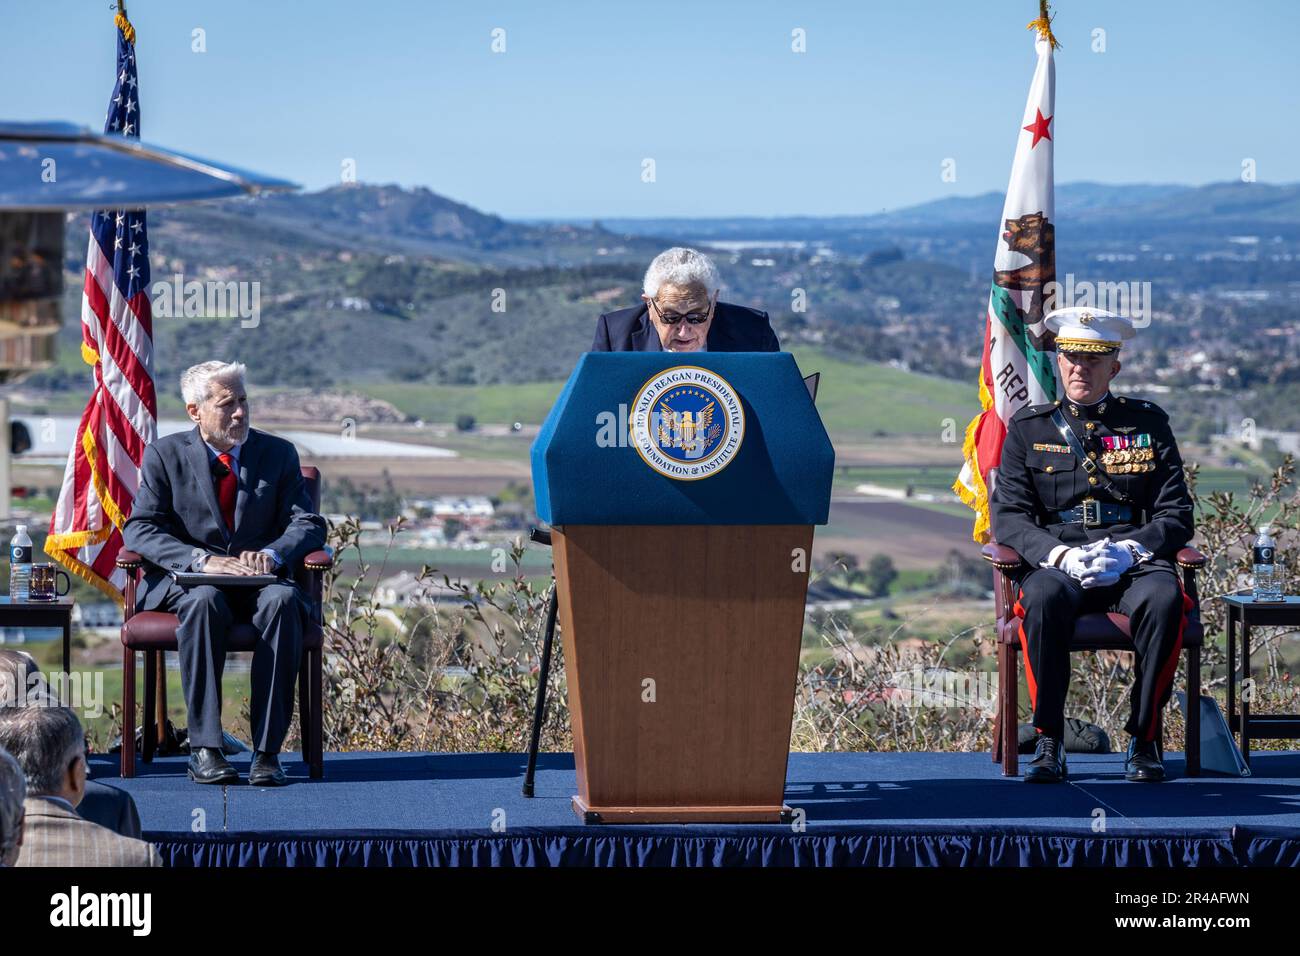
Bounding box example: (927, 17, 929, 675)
(1221, 594, 1300, 765)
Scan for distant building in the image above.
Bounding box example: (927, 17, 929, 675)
(374, 570, 460, 608)
(71, 603, 122, 628)
(408, 496, 496, 530)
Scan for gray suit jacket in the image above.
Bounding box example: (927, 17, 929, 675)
(122, 426, 328, 611)
(15, 796, 162, 867)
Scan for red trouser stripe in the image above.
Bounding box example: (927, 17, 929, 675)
(1013, 589, 1037, 711)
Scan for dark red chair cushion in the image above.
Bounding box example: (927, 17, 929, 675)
(998, 611, 1203, 650)
(122, 611, 322, 651)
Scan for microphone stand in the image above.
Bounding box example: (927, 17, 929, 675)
(522, 527, 558, 797)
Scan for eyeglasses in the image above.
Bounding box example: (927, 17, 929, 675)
(649, 293, 715, 326)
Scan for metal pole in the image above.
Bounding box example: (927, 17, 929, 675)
(521, 586, 558, 797)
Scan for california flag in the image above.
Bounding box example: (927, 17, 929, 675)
(953, 16, 1059, 543)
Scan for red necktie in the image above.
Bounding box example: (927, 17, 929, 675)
(217, 452, 237, 530)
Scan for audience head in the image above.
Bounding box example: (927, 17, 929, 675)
(0, 706, 87, 810)
(0, 649, 45, 709)
(0, 746, 23, 867)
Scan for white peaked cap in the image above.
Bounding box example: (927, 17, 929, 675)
(1044, 307, 1135, 354)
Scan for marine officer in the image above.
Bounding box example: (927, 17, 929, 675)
(990, 307, 1195, 784)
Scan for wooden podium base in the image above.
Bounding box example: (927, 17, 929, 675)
(572, 795, 791, 825)
(555, 524, 813, 826)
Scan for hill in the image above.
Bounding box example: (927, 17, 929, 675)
(585, 181, 1300, 235)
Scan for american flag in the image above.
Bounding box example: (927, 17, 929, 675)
(45, 11, 158, 602)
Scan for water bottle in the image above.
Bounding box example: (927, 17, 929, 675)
(1252, 525, 1283, 603)
(8, 525, 32, 602)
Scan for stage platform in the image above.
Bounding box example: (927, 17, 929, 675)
(88, 750, 1300, 867)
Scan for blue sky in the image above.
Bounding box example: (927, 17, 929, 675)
(10, 1, 1298, 218)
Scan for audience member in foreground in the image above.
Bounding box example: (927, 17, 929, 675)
(0, 707, 161, 866)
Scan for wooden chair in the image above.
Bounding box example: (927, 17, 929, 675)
(982, 540, 1207, 777)
(115, 466, 333, 779)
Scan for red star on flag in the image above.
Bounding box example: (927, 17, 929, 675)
(1023, 108, 1053, 148)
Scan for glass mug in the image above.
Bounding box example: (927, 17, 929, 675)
(29, 563, 71, 601)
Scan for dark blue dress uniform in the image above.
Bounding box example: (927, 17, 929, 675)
(990, 392, 1195, 743)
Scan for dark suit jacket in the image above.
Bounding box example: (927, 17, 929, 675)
(122, 426, 328, 611)
(590, 302, 780, 353)
(79, 780, 143, 839)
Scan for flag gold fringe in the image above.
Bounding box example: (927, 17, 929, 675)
(115, 8, 136, 46)
(44, 529, 123, 606)
(1027, 0, 1061, 50)
(952, 372, 994, 544)
(43, 345, 130, 606)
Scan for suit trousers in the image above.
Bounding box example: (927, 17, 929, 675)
(157, 582, 305, 752)
(1013, 561, 1187, 742)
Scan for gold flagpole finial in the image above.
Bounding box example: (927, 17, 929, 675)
(115, 0, 136, 45)
(1027, 0, 1061, 50)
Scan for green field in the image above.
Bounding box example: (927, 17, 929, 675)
(359, 380, 566, 427)
(784, 348, 976, 439)
(346, 347, 981, 439)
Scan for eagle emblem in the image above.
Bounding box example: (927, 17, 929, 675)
(658, 400, 716, 453)
(631, 366, 746, 480)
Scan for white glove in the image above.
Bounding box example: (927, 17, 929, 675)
(1089, 542, 1136, 577)
(1079, 570, 1122, 589)
(1078, 540, 1135, 588)
(1058, 539, 1110, 581)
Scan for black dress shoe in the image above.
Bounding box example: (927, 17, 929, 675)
(1024, 734, 1067, 783)
(1125, 737, 1166, 782)
(187, 746, 239, 785)
(248, 751, 287, 787)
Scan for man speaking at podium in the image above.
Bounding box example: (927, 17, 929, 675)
(990, 308, 1194, 786)
(590, 247, 780, 353)
(123, 361, 327, 787)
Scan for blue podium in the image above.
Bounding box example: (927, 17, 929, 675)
(532, 353, 834, 822)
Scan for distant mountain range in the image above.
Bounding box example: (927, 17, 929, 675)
(579, 181, 1300, 238)
(39, 177, 1300, 407)
(86, 179, 1299, 278)
(167, 184, 670, 269)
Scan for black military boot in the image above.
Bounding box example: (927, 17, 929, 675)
(1024, 733, 1067, 783)
(1125, 736, 1165, 782)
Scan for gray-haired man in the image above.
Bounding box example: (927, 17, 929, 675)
(0, 745, 24, 867)
(590, 247, 779, 353)
(0, 707, 161, 866)
(2, 649, 145, 837)
(123, 361, 327, 786)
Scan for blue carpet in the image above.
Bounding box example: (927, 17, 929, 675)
(87, 750, 1300, 867)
